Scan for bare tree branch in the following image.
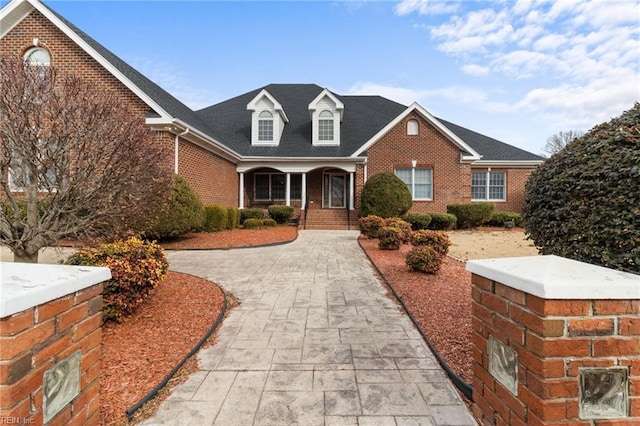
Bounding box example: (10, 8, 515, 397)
(0, 57, 172, 262)
(542, 130, 585, 157)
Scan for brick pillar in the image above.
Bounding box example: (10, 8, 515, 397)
(467, 255, 640, 426)
(1, 263, 110, 425)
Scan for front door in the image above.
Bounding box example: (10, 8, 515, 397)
(323, 173, 346, 208)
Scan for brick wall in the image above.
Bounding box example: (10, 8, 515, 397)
(1, 10, 238, 208)
(0, 284, 103, 425)
(471, 273, 640, 425)
(365, 112, 537, 213)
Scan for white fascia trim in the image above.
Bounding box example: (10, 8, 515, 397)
(4, 0, 174, 121)
(351, 102, 482, 161)
(0, 0, 35, 37)
(149, 119, 242, 164)
(237, 157, 364, 173)
(471, 160, 544, 168)
(309, 88, 344, 121)
(247, 89, 289, 123)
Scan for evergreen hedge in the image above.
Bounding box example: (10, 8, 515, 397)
(523, 103, 640, 274)
(360, 172, 412, 218)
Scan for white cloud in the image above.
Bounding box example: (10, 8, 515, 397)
(346, 82, 489, 107)
(394, 0, 460, 16)
(461, 64, 490, 77)
(398, 0, 640, 139)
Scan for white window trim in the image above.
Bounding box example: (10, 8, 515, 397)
(395, 165, 433, 201)
(407, 119, 419, 135)
(471, 170, 507, 202)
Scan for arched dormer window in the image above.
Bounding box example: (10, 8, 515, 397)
(318, 110, 334, 141)
(24, 47, 50, 66)
(258, 111, 274, 141)
(407, 119, 419, 135)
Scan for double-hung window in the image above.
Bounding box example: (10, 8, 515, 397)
(472, 171, 506, 201)
(258, 111, 274, 142)
(395, 167, 433, 200)
(318, 110, 334, 141)
(254, 173, 302, 201)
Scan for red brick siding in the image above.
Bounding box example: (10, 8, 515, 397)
(365, 112, 537, 213)
(0, 284, 103, 426)
(471, 273, 640, 425)
(1, 10, 237, 206)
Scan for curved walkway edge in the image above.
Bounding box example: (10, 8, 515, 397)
(141, 230, 477, 426)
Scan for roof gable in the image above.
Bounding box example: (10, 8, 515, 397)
(351, 102, 482, 161)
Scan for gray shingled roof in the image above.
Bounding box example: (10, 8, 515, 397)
(196, 84, 407, 157)
(42, 1, 543, 163)
(44, 3, 216, 138)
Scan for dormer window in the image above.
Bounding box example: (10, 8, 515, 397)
(258, 111, 274, 141)
(309, 88, 344, 146)
(247, 89, 288, 146)
(318, 111, 334, 141)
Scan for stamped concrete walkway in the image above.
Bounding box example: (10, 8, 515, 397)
(141, 230, 476, 426)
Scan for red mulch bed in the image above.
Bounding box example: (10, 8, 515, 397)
(100, 271, 224, 425)
(100, 226, 297, 425)
(359, 236, 473, 384)
(160, 226, 298, 250)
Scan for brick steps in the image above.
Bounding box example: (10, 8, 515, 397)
(300, 209, 359, 230)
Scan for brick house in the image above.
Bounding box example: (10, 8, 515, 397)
(1, 0, 544, 229)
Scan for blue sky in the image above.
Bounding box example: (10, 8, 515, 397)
(6, 0, 640, 155)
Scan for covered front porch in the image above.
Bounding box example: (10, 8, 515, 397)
(237, 160, 363, 229)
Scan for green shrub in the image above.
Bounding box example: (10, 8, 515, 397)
(486, 212, 522, 228)
(66, 237, 168, 322)
(226, 207, 239, 230)
(263, 218, 277, 227)
(405, 246, 443, 274)
(377, 226, 402, 250)
(359, 215, 385, 239)
(268, 205, 295, 224)
(383, 217, 412, 243)
(203, 205, 228, 232)
(243, 218, 263, 229)
(240, 208, 264, 222)
(145, 175, 205, 240)
(410, 230, 451, 256)
(427, 213, 457, 230)
(360, 172, 412, 218)
(446, 203, 494, 229)
(523, 103, 640, 274)
(402, 212, 432, 230)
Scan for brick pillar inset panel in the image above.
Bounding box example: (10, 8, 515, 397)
(1, 263, 109, 425)
(467, 255, 640, 426)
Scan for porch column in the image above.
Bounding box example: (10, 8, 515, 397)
(285, 173, 291, 206)
(349, 172, 355, 210)
(238, 172, 244, 209)
(301, 173, 307, 210)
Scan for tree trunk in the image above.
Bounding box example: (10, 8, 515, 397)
(13, 250, 39, 263)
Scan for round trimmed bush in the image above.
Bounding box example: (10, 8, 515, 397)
(402, 212, 432, 230)
(203, 205, 228, 232)
(243, 218, 263, 229)
(359, 215, 385, 239)
(523, 103, 640, 274)
(447, 202, 494, 229)
(383, 217, 412, 243)
(227, 207, 240, 230)
(240, 208, 264, 222)
(360, 172, 412, 218)
(377, 226, 402, 250)
(268, 205, 295, 224)
(410, 230, 451, 255)
(405, 246, 442, 274)
(146, 175, 205, 240)
(486, 212, 522, 228)
(427, 213, 457, 230)
(263, 218, 277, 227)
